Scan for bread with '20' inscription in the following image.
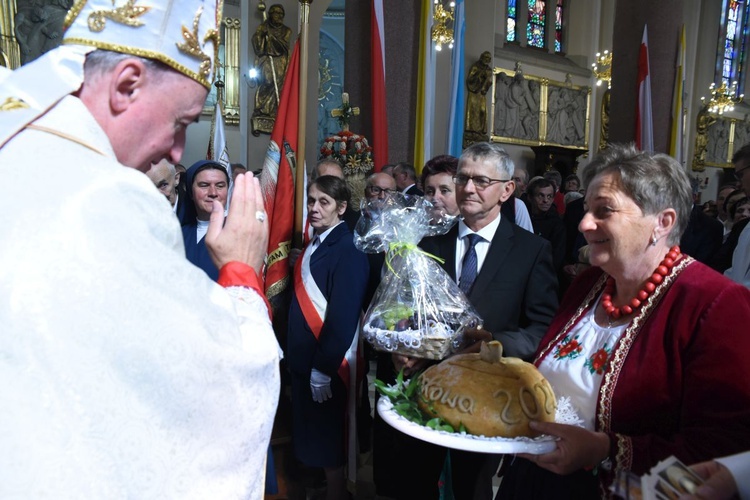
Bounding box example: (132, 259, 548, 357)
(417, 341, 556, 437)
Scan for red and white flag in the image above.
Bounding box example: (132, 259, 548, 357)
(259, 40, 301, 302)
(636, 25, 654, 152)
(371, 0, 388, 170)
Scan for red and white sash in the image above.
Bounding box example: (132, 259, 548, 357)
(293, 241, 360, 482)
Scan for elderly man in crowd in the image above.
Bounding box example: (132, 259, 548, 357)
(0, 1, 281, 497)
(312, 157, 346, 179)
(513, 166, 529, 199)
(365, 171, 397, 201)
(393, 162, 424, 196)
(386, 142, 559, 500)
(527, 177, 566, 274)
(146, 159, 178, 209)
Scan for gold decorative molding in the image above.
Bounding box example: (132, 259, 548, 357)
(490, 67, 590, 151)
(222, 17, 240, 125)
(202, 17, 240, 125)
(692, 110, 739, 171)
(0, 0, 21, 69)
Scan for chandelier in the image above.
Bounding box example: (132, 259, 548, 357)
(701, 81, 744, 115)
(431, 0, 455, 51)
(591, 50, 612, 88)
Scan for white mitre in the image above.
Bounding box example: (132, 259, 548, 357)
(0, 0, 222, 147)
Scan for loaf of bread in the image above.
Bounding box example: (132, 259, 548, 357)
(417, 341, 556, 437)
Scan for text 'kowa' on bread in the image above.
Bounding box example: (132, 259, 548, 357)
(417, 341, 556, 437)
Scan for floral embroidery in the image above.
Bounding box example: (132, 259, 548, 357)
(585, 344, 611, 374)
(553, 335, 583, 360)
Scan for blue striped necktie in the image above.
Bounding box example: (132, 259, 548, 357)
(459, 233, 483, 295)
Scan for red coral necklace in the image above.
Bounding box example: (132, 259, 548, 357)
(601, 246, 681, 320)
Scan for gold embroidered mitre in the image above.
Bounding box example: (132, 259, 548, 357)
(62, 0, 222, 89)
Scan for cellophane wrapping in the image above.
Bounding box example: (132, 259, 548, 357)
(355, 194, 482, 360)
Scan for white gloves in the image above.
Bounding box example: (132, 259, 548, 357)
(310, 368, 332, 403)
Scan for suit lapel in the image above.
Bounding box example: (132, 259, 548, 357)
(309, 222, 347, 267)
(441, 226, 459, 281)
(468, 216, 514, 300)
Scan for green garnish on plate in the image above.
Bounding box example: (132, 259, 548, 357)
(374, 368, 467, 434)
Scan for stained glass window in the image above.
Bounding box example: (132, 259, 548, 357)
(527, 0, 546, 48)
(507, 0, 517, 42)
(717, 0, 750, 92)
(555, 0, 563, 53)
(504, 0, 564, 53)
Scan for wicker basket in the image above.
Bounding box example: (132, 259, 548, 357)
(362, 324, 457, 360)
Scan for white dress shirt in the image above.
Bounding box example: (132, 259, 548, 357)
(725, 223, 750, 289)
(716, 451, 750, 500)
(310, 220, 344, 255)
(455, 214, 502, 280)
(514, 198, 534, 233)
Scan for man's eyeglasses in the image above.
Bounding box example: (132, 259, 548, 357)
(365, 185, 396, 196)
(453, 174, 511, 190)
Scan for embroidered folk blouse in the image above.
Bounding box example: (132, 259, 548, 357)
(538, 296, 626, 431)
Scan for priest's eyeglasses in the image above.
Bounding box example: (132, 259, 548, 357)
(453, 174, 511, 190)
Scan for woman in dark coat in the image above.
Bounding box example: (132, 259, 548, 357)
(288, 175, 369, 500)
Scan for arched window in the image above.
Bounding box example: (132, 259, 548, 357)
(527, 0, 546, 49)
(505, 0, 564, 54)
(717, 0, 750, 92)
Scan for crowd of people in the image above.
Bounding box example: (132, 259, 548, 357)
(144, 142, 750, 500)
(1, 1, 749, 499)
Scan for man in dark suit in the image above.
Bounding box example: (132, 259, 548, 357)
(681, 202, 724, 264)
(389, 142, 559, 500)
(393, 162, 424, 196)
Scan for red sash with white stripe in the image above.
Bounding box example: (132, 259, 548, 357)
(293, 243, 357, 390)
(293, 241, 360, 482)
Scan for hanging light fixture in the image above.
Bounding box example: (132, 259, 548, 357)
(701, 81, 744, 115)
(591, 50, 612, 88)
(431, 0, 455, 51)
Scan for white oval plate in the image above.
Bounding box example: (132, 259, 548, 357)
(377, 397, 557, 455)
